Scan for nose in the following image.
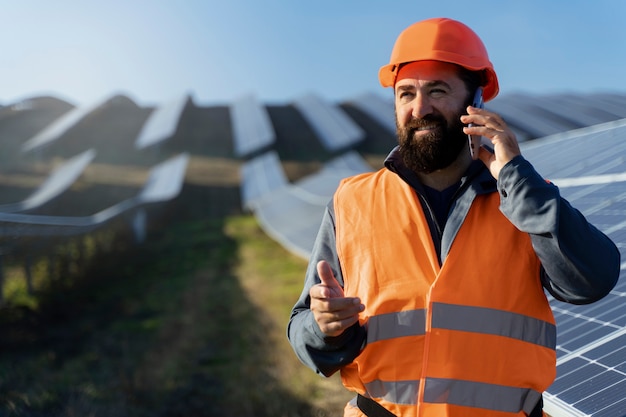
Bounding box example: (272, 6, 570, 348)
(411, 92, 433, 119)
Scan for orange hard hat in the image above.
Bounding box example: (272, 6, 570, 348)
(379, 18, 499, 101)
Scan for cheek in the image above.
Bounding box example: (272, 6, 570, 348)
(448, 107, 467, 126)
(442, 104, 466, 128)
(395, 106, 412, 128)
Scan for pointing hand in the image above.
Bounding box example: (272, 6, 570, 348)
(309, 260, 364, 337)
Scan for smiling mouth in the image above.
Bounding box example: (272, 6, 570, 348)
(415, 125, 438, 131)
(411, 124, 440, 137)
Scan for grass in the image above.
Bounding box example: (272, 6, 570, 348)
(0, 213, 351, 417)
(226, 216, 353, 413)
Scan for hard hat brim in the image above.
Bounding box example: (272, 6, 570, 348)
(379, 60, 499, 102)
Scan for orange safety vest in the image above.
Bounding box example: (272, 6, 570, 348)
(334, 169, 556, 417)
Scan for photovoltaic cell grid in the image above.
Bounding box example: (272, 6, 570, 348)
(521, 120, 626, 178)
(521, 119, 626, 417)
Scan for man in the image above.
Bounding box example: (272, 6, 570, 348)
(287, 17, 620, 417)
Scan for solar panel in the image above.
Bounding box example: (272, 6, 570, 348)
(21, 94, 113, 152)
(518, 94, 616, 127)
(0, 149, 95, 212)
(244, 151, 372, 258)
(345, 92, 396, 134)
(292, 93, 365, 151)
(0, 153, 189, 237)
(240, 151, 288, 210)
(135, 94, 190, 149)
(553, 94, 626, 121)
(229, 93, 276, 157)
(293, 151, 372, 200)
(487, 94, 580, 139)
(521, 119, 626, 417)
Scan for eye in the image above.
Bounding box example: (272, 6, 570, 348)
(429, 88, 447, 97)
(397, 90, 414, 101)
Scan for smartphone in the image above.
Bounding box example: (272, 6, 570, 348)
(467, 87, 484, 160)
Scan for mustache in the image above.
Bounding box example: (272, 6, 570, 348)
(404, 114, 446, 131)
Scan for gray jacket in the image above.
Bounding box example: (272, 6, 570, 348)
(287, 147, 620, 377)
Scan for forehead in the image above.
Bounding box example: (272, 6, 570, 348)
(395, 61, 461, 87)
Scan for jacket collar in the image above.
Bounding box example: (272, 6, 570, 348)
(383, 146, 497, 195)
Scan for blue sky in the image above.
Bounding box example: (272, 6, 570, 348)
(1, 0, 624, 107)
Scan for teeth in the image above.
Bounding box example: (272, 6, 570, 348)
(416, 125, 437, 131)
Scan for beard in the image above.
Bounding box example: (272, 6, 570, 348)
(396, 110, 467, 174)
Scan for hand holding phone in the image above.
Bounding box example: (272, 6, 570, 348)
(467, 87, 493, 159)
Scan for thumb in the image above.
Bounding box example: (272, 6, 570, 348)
(316, 260, 344, 298)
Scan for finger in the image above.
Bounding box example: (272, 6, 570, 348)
(314, 296, 363, 313)
(463, 107, 507, 132)
(317, 314, 361, 337)
(463, 105, 487, 123)
(313, 299, 364, 334)
(466, 105, 483, 115)
(316, 260, 344, 298)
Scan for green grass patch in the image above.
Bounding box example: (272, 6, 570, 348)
(0, 214, 350, 417)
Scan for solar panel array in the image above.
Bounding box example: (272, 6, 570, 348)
(0, 153, 190, 237)
(5, 94, 192, 240)
(521, 120, 626, 417)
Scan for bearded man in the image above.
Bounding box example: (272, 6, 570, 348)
(287, 18, 619, 417)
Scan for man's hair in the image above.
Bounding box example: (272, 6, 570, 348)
(457, 67, 484, 105)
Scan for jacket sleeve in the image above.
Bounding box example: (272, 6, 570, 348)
(498, 156, 620, 304)
(286, 204, 367, 377)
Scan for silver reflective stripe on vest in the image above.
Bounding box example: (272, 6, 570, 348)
(364, 379, 419, 405)
(424, 377, 542, 414)
(363, 378, 541, 412)
(360, 304, 553, 410)
(367, 309, 426, 343)
(431, 302, 556, 349)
